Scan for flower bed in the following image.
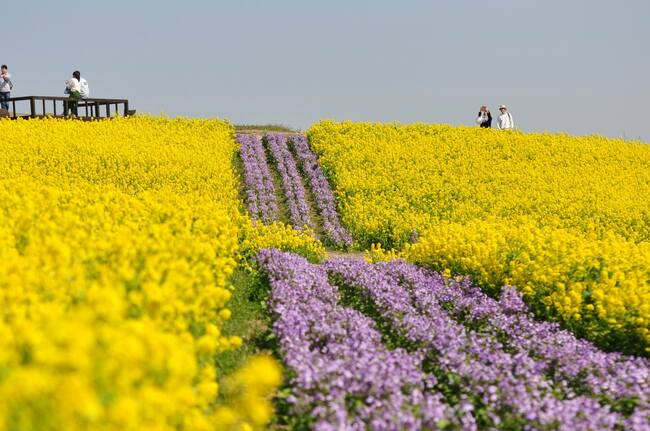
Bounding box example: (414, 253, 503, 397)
(256, 249, 454, 430)
(236, 133, 279, 223)
(265, 134, 312, 229)
(288, 134, 352, 248)
(326, 258, 630, 429)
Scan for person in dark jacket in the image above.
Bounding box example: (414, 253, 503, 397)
(476, 105, 492, 128)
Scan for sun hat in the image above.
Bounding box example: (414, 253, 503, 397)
(499, 104, 507, 110)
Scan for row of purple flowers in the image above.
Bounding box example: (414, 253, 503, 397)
(327, 258, 650, 430)
(288, 135, 352, 247)
(387, 261, 650, 427)
(256, 249, 460, 430)
(236, 134, 279, 223)
(257, 249, 650, 430)
(264, 134, 313, 229)
(236, 133, 352, 248)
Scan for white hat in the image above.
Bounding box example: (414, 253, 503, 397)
(499, 104, 507, 110)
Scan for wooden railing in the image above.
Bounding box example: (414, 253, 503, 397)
(1, 96, 134, 120)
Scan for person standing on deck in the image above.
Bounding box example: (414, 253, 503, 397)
(0, 65, 13, 111)
(65, 70, 89, 115)
(77, 71, 90, 99)
(496, 104, 514, 130)
(65, 72, 81, 116)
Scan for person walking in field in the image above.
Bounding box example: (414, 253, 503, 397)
(496, 104, 514, 130)
(476, 105, 492, 128)
(0, 65, 13, 111)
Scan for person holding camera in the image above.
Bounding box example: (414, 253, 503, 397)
(476, 105, 492, 128)
(0, 65, 13, 111)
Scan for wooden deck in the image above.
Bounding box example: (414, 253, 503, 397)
(1, 96, 134, 120)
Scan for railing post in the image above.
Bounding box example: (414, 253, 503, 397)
(53, 100, 57, 116)
(95, 102, 100, 118)
(106, 103, 110, 117)
(124, 101, 129, 116)
(29, 97, 36, 118)
(42, 99, 45, 116)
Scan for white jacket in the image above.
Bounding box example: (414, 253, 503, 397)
(66, 78, 81, 93)
(497, 112, 514, 130)
(79, 78, 89, 98)
(0, 72, 12, 93)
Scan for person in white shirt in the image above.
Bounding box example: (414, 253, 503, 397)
(0, 65, 13, 111)
(496, 104, 514, 130)
(65, 71, 81, 116)
(64, 70, 89, 116)
(77, 72, 90, 99)
(65, 71, 90, 98)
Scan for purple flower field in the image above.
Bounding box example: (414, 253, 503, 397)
(257, 249, 650, 430)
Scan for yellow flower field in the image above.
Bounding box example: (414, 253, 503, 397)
(0, 117, 280, 431)
(309, 120, 650, 355)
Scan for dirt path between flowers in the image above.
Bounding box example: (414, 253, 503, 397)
(325, 250, 366, 261)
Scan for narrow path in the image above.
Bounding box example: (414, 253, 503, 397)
(325, 250, 365, 261)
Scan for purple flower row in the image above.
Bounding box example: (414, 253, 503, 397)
(325, 258, 636, 430)
(265, 134, 312, 229)
(237, 132, 353, 245)
(236, 134, 279, 223)
(255, 249, 458, 430)
(288, 135, 352, 248)
(387, 262, 650, 429)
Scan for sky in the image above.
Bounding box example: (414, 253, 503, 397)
(3, 0, 649, 140)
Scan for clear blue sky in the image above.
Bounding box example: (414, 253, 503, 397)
(4, 0, 649, 140)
